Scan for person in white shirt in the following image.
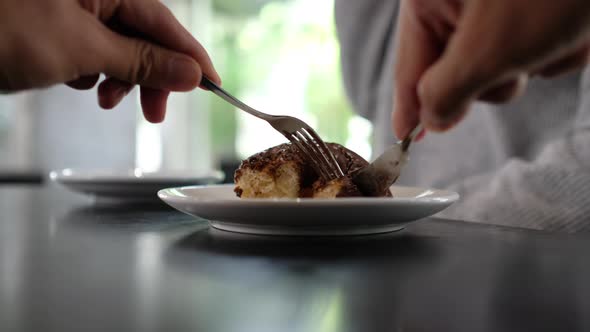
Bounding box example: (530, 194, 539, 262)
(335, 0, 590, 231)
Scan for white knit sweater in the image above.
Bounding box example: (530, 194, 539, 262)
(335, 0, 590, 232)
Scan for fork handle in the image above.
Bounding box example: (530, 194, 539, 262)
(201, 76, 269, 120)
(401, 124, 423, 151)
(200, 75, 218, 91)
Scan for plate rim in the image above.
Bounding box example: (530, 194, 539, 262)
(49, 168, 225, 184)
(158, 184, 460, 206)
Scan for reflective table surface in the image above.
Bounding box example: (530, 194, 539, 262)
(1, 185, 590, 332)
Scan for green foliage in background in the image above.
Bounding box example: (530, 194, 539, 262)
(212, 0, 285, 16)
(305, 67, 353, 145)
(209, 0, 354, 159)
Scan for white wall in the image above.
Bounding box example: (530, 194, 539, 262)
(32, 85, 137, 171)
(0, 92, 35, 169)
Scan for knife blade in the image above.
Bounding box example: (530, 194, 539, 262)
(352, 144, 408, 197)
(351, 125, 421, 196)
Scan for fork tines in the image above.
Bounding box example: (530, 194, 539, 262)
(286, 128, 344, 182)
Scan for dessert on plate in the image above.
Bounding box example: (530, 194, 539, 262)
(234, 142, 392, 198)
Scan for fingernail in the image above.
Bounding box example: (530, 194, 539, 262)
(415, 129, 426, 142)
(210, 71, 222, 85)
(116, 85, 130, 98)
(166, 57, 200, 91)
(109, 89, 126, 107)
(421, 108, 458, 132)
(200, 71, 222, 90)
(99, 89, 124, 110)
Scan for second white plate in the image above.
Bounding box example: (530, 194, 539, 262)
(51, 169, 224, 201)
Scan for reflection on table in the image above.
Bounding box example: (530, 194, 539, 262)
(1, 185, 590, 332)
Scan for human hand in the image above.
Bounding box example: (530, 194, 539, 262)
(393, 0, 590, 138)
(0, 0, 221, 123)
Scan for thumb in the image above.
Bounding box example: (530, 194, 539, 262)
(100, 29, 203, 91)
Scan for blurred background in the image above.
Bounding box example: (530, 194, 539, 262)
(0, 0, 373, 183)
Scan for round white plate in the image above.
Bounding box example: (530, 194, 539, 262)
(50, 169, 224, 201)
(158, 184, 459, 236)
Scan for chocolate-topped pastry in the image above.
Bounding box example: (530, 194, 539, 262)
(234, 142, 392, 198)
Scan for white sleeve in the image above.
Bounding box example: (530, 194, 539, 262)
(334, 0, 399, 120)
(440, 71, 590, 232)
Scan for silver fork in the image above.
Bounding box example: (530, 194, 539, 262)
(201, 76, 345, 181)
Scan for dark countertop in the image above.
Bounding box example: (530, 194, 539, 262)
(0, 170, 44, 184)
(1, 185, 589, 332)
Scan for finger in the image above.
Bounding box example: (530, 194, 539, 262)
(478, 74, 528, 103)
(140, 87, 169, 123)
(98, 27, 204, 92)
(97, 77, 134, 109)
(392, 1, 443, 139)
(66, 74, 100, 90)
(416, 1, 518, 132)
(94, 0, 221, 85)
(538, 45, 590, 77)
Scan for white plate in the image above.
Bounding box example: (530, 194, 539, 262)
(50, 168, 224, 201)
(158, 184, 459, 236)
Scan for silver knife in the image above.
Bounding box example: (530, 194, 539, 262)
(352, 125, 422, 196)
